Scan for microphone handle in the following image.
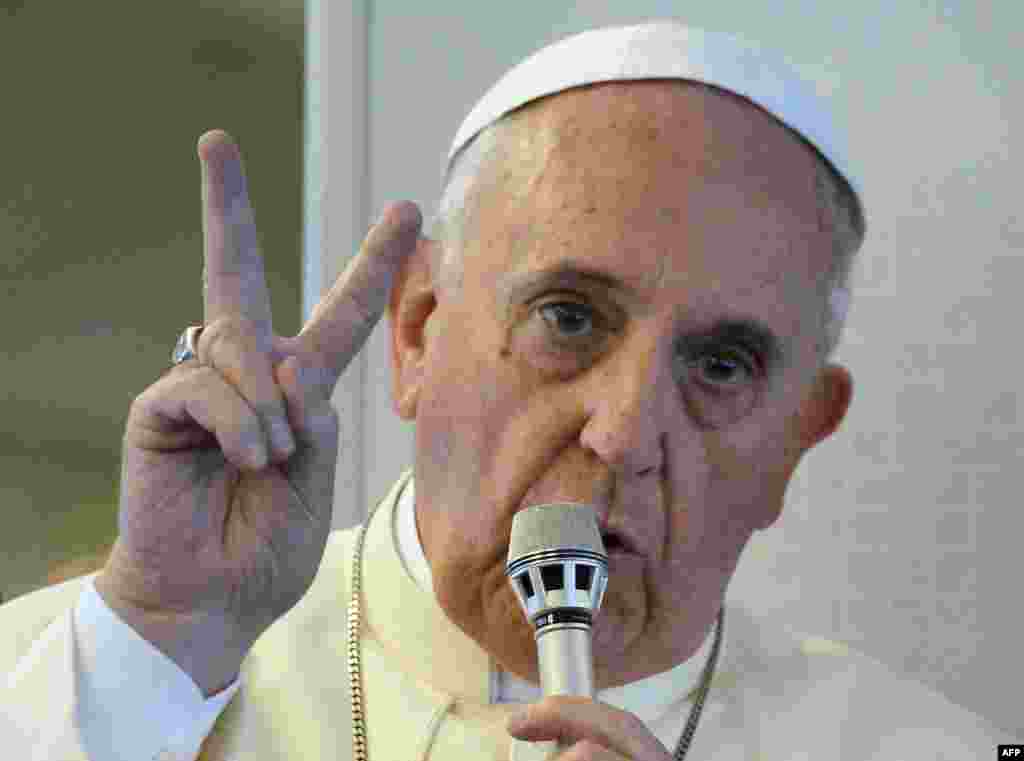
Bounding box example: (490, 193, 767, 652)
(536, 623, 595, 697)
(536, 621, 595, 755)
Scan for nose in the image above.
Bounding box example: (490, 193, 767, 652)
(579, 336, 669, 477)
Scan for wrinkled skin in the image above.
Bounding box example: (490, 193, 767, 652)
(96, 128, 424, 696)
(387, 80, 853, 691)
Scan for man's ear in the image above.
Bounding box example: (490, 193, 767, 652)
(801, 363, 854, 449)
(755, 363, 855, 532)
(388, 236, 442, 421)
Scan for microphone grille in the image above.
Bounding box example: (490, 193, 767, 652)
(508, 503, 605, 560)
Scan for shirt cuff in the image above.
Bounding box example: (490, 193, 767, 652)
(73, 576, 242, 758)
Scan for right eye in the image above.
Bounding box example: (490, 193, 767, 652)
(536, 299, 604, 347)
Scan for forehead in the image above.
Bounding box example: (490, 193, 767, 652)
(497, 79, 819, 191)
(472, 80, 827, 326)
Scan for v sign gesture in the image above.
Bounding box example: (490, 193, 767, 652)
(94, 129, 422, 697)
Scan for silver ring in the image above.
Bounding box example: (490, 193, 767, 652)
(172, 325, 204, 365)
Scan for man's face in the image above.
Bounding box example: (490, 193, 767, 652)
(388, 80, 853, 689)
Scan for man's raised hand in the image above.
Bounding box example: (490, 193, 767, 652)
(94, 129, 421, 696)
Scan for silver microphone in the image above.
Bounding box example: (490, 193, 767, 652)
(506, 503, 609, 754)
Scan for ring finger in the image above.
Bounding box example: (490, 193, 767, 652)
(197, 317, 296, 462)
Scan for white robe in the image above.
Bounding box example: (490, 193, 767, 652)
(1, 465, 1015, 759)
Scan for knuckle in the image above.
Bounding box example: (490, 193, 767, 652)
(198, 316, 269, 363)
(196, 317, 236, 361)
(199, 318, 279, 392)
(136, 363, 190, 406)
(190, 363, 223, 387)
(188, 365, 241, 414)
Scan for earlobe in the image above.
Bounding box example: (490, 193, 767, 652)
(806, 364, 854, 448)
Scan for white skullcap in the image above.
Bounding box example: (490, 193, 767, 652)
(445, 20, 865, 236)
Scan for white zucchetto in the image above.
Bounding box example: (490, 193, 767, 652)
(444, 20, 866, 235)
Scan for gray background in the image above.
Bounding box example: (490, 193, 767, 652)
(2, 0, 1019, 739)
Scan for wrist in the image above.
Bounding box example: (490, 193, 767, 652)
(94, 572, 252, 698)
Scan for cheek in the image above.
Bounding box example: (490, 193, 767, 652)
(698, 430, 791, 538)
(413, 331, 517, 534)
(432, 328, 530, 466)
(417, 411, 457, 478)
(417, 329, 485, 459)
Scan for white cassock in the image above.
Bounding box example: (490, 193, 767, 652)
(0, 20, 1017, 760)
(0, 466, 1014, 759)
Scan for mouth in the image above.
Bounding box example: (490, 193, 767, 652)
(601, 529, 639, 556)
(511, 483, 642, 557)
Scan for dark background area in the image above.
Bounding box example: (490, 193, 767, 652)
(1, 0, 305, 601)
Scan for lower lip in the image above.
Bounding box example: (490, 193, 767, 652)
(606, 548, 643, 566)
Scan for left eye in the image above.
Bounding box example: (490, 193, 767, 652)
(538, 301, 597, 339)
(688, 351, 754, 387)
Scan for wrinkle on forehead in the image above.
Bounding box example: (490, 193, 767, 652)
(473, 81, 824, 311)
(503, 79, 800, 167)
(497, 83, 814, 209)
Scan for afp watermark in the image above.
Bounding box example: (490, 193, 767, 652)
(999, 746, 1024, 758)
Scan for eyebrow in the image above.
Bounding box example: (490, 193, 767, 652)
(498, 261, 788, 371)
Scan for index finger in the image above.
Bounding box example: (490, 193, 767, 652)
(198, 129, 273, 332)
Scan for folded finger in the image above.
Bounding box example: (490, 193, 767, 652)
(197, 318, 296, 462)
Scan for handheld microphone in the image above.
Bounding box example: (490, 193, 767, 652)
(506, 503, 609, 755)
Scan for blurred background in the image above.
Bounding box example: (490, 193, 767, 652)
(1, 0, 305, 600)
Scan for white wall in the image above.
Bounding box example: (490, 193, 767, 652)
(308, 0, 1022, 736)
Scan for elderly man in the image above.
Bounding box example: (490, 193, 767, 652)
(0, 20, 1012, 761)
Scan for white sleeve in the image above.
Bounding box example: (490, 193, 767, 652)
(71, 576, 242, 760)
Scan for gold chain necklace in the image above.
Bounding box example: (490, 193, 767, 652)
(346, 490, 723, 760)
